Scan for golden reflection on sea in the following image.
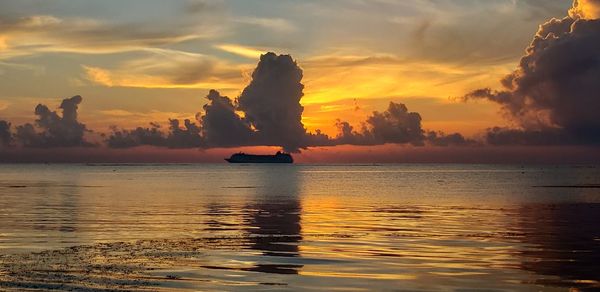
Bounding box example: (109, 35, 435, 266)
(0, 164, 599, 290)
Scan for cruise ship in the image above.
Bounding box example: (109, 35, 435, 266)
(225, 152, 294, 164)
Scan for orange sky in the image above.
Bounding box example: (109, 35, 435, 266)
(2, 0, 599, 163)
(0, 0, 571, 139)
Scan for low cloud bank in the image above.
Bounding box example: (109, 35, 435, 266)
(0, 53, 499, 152)
(7, 95, 92, 148)
(334, 102, 473, 147)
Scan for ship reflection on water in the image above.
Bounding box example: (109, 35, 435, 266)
(243, 201, 303, 274)
(199, 165, 304, 275)
(243, 166, 303, 274)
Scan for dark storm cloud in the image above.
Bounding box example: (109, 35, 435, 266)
(237, 52, 308, 152)
(0, 120, 11, 147)
(463, 1, 600, 145)
(14, 95, 92, 147)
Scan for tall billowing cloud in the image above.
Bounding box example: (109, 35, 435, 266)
(237, 52, 307, 152)
(104, 54, 312, 152)
(15, 95, 91, 147)
(200, 89, 252, 147)
(464, 0, 600, 145)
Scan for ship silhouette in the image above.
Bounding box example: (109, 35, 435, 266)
(225, 151, 294, 164)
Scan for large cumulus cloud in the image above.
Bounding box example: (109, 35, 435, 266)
(237, 52, 308, 152)
(104, 53, 322, 152)
(14, 95, 92, 147)
(464, 0, 600, 145)
(200, 89, 252, 147)
(335, 102, 424, 146)
(101, 54, 307, 151)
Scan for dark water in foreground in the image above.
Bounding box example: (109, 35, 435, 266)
(0, 164, 599, 291)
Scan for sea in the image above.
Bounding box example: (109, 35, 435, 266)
(0, 164, 599, 291)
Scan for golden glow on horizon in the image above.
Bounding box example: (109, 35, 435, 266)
(301, 57, 513, 106)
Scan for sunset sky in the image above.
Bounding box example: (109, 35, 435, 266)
(0, 0, 599, 162)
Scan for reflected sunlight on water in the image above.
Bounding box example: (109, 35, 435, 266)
(0, 164, 599, 290)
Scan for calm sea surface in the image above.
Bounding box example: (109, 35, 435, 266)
(0, 164, 599, 291)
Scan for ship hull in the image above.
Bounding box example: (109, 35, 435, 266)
(225, 158, 292, 164)
(225, 153, 293, 164)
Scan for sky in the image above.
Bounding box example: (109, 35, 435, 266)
(0, 0, 599, 162)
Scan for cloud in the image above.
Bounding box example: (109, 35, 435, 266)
(215, 44, 268, 59)
(101, 53, 469, 151)
(570, 0, 600, 19)
(0, 120, 11, 147)
(82, 49, 244, 89)
(426, 131, 475, 147)
(334, 102, 424, 146)
(235, 17, 296, 33)
(14, 95, 92, 147)
(102, 54, 329, 152)
(106, 117, 204, 149)
(463, 0, 600, 145)
(238, 52, 308, 152)
(0, 16, 204, 56)
(483, 127, 566, 146)
(200, 89, 253, 147)
(167, 118, 203, 148)
(106, 123, 166, 148)
(363, 102, 424, 145)
(334, 102, 471, 147)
